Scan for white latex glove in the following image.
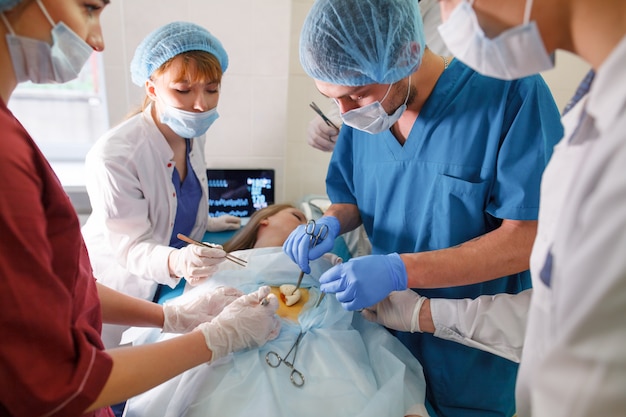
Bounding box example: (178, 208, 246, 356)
(307, 100, 342, 152)
(162, 286, 244, 333)
(207, 214, 241, 232)
(196, 285, 281, 362)
(322, 252, 343, 266)
(168, 244, 227, 285)
(361, 289, 426, 333)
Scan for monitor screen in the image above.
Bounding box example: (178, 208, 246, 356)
(207, 169, 275, 218)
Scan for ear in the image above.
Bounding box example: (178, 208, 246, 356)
(145, 79, 157, 101)
(259, 218, 270, 226)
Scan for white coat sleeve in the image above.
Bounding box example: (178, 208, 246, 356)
(430, 289, 531, 363)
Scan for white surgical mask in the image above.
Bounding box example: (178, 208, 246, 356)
(1, 0, 93, 84)
(340, 78, 410, 134)
(159, 101, 220, 138)
(437, 0, 554, 80)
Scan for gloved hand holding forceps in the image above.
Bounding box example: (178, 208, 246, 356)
(168, 243, 227, 285)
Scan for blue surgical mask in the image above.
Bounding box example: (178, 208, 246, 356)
(1, 0, 93, 84)
(438, 0, 554, 80)
(340, 78, 410, 134)
(159, 101, 220, 138)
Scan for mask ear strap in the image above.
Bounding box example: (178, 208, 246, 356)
(0, 13, 15, 34)
(403, 76, 411, 104)
(36, 0, 56, 28)
(523, 0, 534, 24)
(379, 82, 394, 105)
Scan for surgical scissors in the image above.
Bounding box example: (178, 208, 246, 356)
(292, 219, 330, 293)
(266, 331, 305, 387)
(305, 219, 329, 247)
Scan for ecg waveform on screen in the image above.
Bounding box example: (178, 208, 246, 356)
(208, 171, 273, 218)
(208, 179, 229, 188)
(209, 198, 250, 208)
(211, 210, 250, 217)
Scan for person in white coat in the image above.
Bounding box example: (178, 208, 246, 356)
(82, 21, 240, 348)
(365, 0, 626, 416)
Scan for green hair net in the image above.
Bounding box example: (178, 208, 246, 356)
(299, 0, 425, 86)
(130, 21, 228, 86)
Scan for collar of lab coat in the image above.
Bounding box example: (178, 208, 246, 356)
(586, 35, 626, 134)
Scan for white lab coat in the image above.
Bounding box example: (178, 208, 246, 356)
(432, 36, 626, 417)
(431, 289, 530, 363)
(82, 104, 209, 345)
(517, 36, 626, 417)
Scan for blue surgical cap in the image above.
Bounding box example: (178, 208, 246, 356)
(0, 0, 22, 12)
(300, 0, 425, 86)
(130, 21, 229, 86)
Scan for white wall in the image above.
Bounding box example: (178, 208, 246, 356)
(541, 50, 591, 110)
(100, 1, 589, 207)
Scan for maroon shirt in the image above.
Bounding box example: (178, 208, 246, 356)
(0, 99, 113, 417)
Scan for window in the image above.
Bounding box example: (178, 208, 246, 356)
(7, 53, 109, 163)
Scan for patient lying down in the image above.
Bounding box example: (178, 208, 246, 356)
(124, 205, 428, 417)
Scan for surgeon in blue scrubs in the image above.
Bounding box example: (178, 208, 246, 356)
(284, 0, 563, 416)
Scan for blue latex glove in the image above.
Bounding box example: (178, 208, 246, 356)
(319, 253, 408, 311)
(282, 216, 340, 274)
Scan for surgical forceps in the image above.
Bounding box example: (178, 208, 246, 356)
(309, 101, 340, 130)
(293, 219, 330, 292)
(266, 331, 305, 387)
(177, 233, 247, 267)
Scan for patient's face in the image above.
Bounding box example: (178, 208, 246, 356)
(262, 207, 307, 244)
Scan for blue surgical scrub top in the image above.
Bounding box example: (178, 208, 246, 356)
(155, 140, 202, 304)
(326, 60, 564, 417)
(169, 140, 203, 249)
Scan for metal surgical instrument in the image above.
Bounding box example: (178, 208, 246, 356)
(292, 219, 329, 293)
(266, 331, 305, 387)
(177, 233, 247, 267)
(314, 292, 326, 308)
(309, 101, 340, 130)
(305, 219, 329, 247)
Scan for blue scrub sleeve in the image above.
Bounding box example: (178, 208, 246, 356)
(487, 76, 563, 220)
(326, 127, 358, 205)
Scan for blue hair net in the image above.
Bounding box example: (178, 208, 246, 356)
(300, 0, 425, 86)
(130, 21, 229, 86)
(0, 0, 22, 12)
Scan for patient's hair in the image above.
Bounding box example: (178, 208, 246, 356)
(222, 204, 296, 253)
